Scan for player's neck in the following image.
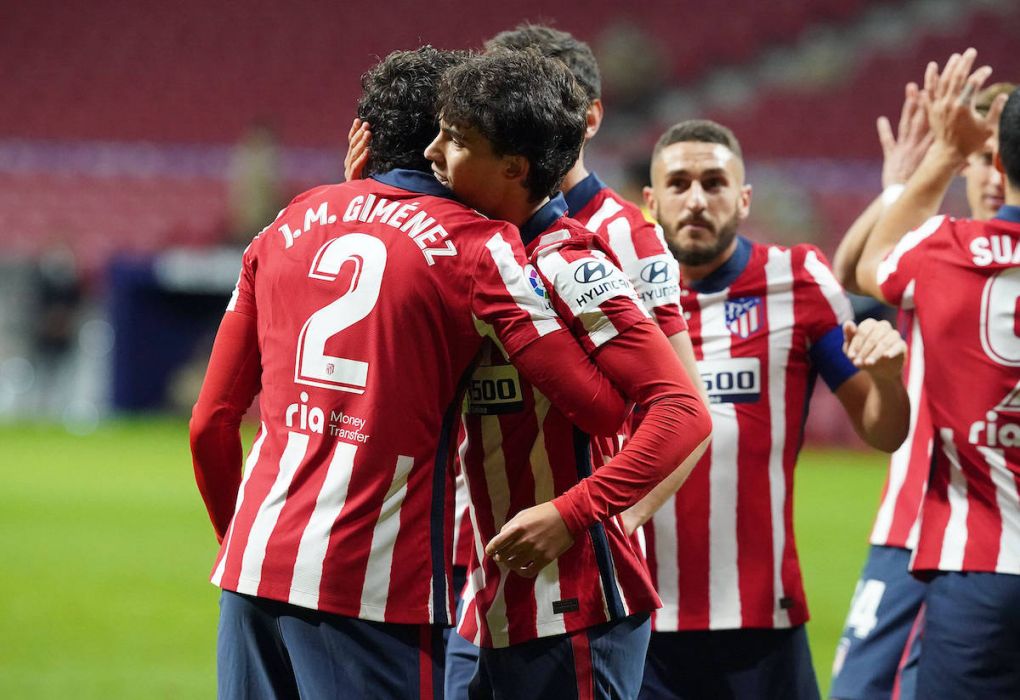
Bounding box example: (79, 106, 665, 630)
(679, 239, 739, 283)
(560, 158, 590, 195)
(494, 195, 547, 229)
(1006, 183, 1020, 207)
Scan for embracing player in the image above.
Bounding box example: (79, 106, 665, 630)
(856, 49, 1019, 698)
(189, 47, 688, 699)
(424, 49, 710, 699)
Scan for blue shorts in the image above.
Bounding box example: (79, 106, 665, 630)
(217, 590, 444, 699)
(829, 545, 927, 700)
(471, 613, 650, 700)
(918, 571, 1020, 698)
(640, 625, 819, 700)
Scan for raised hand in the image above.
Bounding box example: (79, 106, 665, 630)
(920, 48, 1005, 160)
(878, 82, 934, 188)
(343, 118, 372, 181)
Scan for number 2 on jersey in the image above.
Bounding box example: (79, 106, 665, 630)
(295, 234, 387, 393)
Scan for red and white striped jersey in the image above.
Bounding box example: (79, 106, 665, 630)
(867, 308, 932, 549)
(877, 212, 1020, 575)
(457, 196, 660, 648)
(642, 236, 857, 631)
(565, 173, 686, 336)
(451, 177, 688, 578)
(210, 170, 566, 626)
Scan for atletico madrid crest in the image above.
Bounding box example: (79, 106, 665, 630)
(725, 296, 763, 338)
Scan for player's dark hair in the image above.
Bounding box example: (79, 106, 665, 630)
(437, 49, 588, 202)
(485, 23, 601, 103)
(998, 88, 1020, 190)
(356, 47, 467, 176)
(653, 119, 743, 161)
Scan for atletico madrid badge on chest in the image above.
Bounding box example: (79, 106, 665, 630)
(725, 296, 763, 339)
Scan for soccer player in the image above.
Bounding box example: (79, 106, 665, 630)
(829, 78, 1014, 700)
(856, 48, 1018, 698)
(189, 47, 678, 699)
(637, 119, 911, 699)
(424, 50, 711, 699)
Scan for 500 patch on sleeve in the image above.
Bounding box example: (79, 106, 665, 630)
(465, 365, 524, 414)
(698, 357, 761, 404)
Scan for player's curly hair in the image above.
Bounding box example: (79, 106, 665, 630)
(357, 47, 467, 176)
(653, 119, 744, 160)
(485, 23, 601, 103)
(437, 48, 587, 203)
(998, 88, 1020, 189)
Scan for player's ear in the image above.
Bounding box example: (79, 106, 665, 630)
(738, 184, 753, 221)
(995, 151, 1006, 178)
(585, 99, 604, 141)
(642, 185, 657, 214)
(504, 154, 528, 184)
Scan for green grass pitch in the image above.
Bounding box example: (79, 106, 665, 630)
(0, 419, 887, 698)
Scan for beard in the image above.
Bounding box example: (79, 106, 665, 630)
(666, 213, 740, 267)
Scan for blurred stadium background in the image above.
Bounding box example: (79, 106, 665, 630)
(1, 1, 1017, 696)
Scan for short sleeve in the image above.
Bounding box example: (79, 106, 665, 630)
(470, 230, 564, 358)
(532, 233, 650, 353)
(226, 240, 258, 318)
(877, 215, 948, 309)
(794, 245, 854, 345)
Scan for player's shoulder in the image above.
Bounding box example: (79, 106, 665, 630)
(952, 215, 1020, 270)
(531, 215, 614, 262)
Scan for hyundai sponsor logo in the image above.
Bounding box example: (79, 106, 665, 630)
(640, 260, 672, 284)
(574, 261, 611, 284)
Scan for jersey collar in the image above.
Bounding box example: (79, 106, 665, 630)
(563, 171, 607, 216)
(520, 194, 569, 246)
(371, 169, 457, 200)
(995, 204, 1020, 224)
(688, 235, 752, 294)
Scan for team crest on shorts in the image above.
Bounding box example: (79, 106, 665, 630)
(725, 296, 763, 338)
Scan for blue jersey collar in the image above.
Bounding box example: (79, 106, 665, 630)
(995, 204, 1020, 224)
(563, 171, 607, 216)
(689, 235, 753, 294)
(521, 194, 569, 245)
(371, 169, 456, 200)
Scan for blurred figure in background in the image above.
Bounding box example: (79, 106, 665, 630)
(227, 120, 283, 246)
(29, 241, 83, 417)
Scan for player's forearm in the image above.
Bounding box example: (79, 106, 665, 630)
(833, 194, 884, 295)
(189, 311, 262, 541)
(857, 374, 911, 453)
(619, 434, 710, 535)
(190, 409, 245, 541)
(551, 323, 712, 534)
(553, 393, 711, 534)
(857, 143, 963, 299)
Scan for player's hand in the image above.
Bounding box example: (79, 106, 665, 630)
(878, 81, 933, 188)
(920, 48, 1006, 161)
(485, 502, 575, 578)
(843, 319, 906, 381)
(343, 118, 371, 181)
